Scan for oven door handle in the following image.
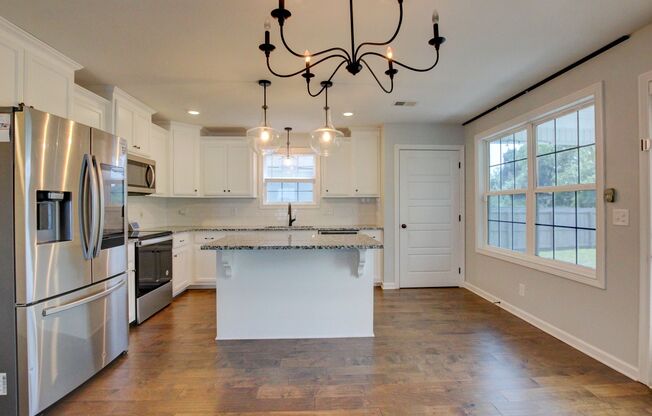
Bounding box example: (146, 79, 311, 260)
(136, 235, 173, 247)
(42, 279, 126, 317)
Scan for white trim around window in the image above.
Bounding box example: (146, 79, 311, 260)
(474, 82, 605, 288)
(258, 148, 321, 208)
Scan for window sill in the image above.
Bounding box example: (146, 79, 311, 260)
(475, 246, 605, 289)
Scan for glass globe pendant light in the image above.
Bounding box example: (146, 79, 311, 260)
(310, 81, 343, 157)
(282, 127, 297, 170)
(246, 80, 281, 155)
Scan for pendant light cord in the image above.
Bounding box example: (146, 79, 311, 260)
(263, 83, 268, 125)
(324, 85, 329, 126)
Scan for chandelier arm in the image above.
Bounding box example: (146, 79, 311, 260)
(360, 59, 394, 94)
(353, 0, 403, 59)
(279, 24, 352, 61)
(358, 50, 440, 73)
(266, 54, 349, 78)
(306, 60, 348, 97)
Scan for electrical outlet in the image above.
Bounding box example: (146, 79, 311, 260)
(613, 208, 629, 226)
(518, 283, 525, 297)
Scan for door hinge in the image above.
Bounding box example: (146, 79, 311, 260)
(642, 138, 651, 152)
(458, 161, 462, 169)
(458, 267, 462, 274)
(458, 214, 462, 222)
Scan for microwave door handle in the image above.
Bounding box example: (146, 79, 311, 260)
(146, 164, 156, 189)
(92, 156, 105, 258)
(79, 154, 93, 260)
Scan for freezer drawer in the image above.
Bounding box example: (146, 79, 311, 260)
(16, 274, 129, 416)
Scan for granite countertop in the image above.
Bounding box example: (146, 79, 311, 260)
(201, 234, 383, 250)
(142, 225, 383, 233)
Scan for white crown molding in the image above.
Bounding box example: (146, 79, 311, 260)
(0, 15, 82, 71)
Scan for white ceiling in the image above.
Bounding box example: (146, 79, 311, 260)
(1, 0, 651, 131)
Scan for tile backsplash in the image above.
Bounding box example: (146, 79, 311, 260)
(128, 196, 380, 228)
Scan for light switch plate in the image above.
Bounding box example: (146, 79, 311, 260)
(0, 372, 6, 395)
(613, 208, 629, 226)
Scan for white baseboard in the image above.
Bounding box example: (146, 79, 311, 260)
(381, 282, 398, 290)
(462, 281, 640, 381)
(188, 283, 216, 289)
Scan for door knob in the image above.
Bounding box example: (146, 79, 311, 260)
(401, 224, 407, 229)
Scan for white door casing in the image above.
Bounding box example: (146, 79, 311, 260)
(638, 72, 652, 386)
(398, 148, 463, 288)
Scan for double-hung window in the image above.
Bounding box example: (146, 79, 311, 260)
(262, 151, 318, 205)
(477, 84, 604, 287)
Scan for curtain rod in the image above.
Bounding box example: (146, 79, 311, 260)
(462, 35, 630, 126)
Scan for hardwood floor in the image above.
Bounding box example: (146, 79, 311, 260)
(48, 288, 652, 415)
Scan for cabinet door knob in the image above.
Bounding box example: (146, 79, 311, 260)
(401, 224, 407, 229)
(228, 189, 231, 193)
(355, 189, 359, 192)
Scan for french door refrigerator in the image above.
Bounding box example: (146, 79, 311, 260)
(0, 106, 129, 416)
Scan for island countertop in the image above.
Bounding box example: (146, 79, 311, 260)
(201, 233, 383, 250)
(142, 224, 383, 234)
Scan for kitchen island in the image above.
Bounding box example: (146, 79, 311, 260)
(202, 233, 383, 340)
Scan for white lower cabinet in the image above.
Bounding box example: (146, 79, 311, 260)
(172, 233, 192, 296)
(192, 232, 225, 285)
(360, 230, 384, 284)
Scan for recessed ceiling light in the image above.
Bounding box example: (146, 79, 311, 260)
(187, 110, 200, 115)
(343, 112, 354, 117)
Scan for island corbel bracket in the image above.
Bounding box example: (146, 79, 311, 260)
(220, 251, 234, 278)
(356, 249, 367, 277)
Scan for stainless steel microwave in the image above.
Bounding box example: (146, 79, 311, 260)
(127, 154, 156, 195)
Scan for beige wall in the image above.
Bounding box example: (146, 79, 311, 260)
(381, 123, 465, 287)
(464, 22, 652, 369)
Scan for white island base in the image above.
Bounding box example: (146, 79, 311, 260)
(214, 249, 375, 340)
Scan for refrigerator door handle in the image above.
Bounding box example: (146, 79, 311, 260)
(92, 155, 105, 258)
(41, 279, 126, 317)
(79, 154, 95, 260)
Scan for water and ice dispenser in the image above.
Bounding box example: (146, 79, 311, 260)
(36, 191, 72, 244)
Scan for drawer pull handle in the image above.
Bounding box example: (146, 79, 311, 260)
(42, 280, 125, 317)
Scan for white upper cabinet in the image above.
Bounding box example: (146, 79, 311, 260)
(226, 141, 256, 196)
(200, 138, 256, 198)
(321, 128, 380, 198)
(201, 141, 228, 196)
(321, 139, 352, 197)
(111, 87, 155, 157)
(71, 85, 110, 130)
(0, 16, 81, 118)
(149, 123, 170, 197)
(351, 128, 380, 196)
(169, 122, 201, 197)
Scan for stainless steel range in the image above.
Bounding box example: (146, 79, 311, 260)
(129, 229, 173, 324)
(0, 106, 129, 416)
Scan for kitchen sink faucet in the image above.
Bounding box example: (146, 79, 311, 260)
(288, 203, 297, 227)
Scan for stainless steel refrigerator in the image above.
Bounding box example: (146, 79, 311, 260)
(0, 106, 129, 416)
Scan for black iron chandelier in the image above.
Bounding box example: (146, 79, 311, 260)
(259, 0, 446, 96)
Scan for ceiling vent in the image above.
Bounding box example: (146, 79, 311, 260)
(394, 101, 417, 107)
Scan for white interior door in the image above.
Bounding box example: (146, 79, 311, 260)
(399, 149, 462, 288)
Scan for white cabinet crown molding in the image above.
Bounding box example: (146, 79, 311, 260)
(111, 86, 156, 115)
(0, 15, 82, 72)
